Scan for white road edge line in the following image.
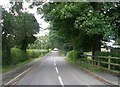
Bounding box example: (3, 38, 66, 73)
(86, 84, 92, 87)
(12, 82, 17, 85)
(5, 67, 31, 85)
(55, 67, 59, 73)
(58, 76, 64, 86)
(5, 61, 40, 85)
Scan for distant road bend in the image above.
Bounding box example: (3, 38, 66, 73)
(14, 50, 105, 86)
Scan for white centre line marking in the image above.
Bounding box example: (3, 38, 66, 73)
(58, 76, 64, 87)
(55, 67, 59, 73)
(54, 59, 56, 63)
(54, 62, 56, 66)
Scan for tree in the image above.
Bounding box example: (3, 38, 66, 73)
(40, 2, 113, 55)
(2, 2, 40, 65)
(2, 9, 15, 65)
(12, 12, 39, 51)
(89, 2, 120, 44)
(28, 35, 50, 50)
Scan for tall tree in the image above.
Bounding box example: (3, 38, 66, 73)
(2, 2, 40, 65)
(2, 9, 14, 65)
(40, 2, 113, 55)
(12, 12, 39, 51)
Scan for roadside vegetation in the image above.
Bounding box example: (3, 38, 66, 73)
(65, 50, 100, 72)
(38, 2, 120, 73)
(2, 48, 48, 73)
(2, 2, 120, 74)
(1, 3, 50, 72)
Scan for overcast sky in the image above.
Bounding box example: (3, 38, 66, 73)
(0, 0, 50, 36)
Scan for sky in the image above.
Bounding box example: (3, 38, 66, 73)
(0, 0, 50, 36)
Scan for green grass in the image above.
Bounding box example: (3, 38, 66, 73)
(84, 52, 92, 55)
(66, 50, 101, 73)
(2, 54, 44, 73)
(2, 58, 34, 73)
(66, 57, 101, 72)
(2, 49, 48, 73)
(78, 60, 101, 72)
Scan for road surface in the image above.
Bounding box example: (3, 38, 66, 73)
(15, 51, 104, 85)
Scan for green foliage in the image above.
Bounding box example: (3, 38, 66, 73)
(11, 48, 28, 64)
(12, 12, 39, 50)
(2, 9, 15, 65)
(74, 11, 112, 35)
(2, 3, 39, 65)
(66, 51, 100, 72)
(66, 50, 77, 64)
(4, 48, 48, 66)
(111, 48, 120, 57)
(28, 35, 50, 50)
(95, 51, 120, 70)
(79, 61, 100, 72)
(40, 2, 120, 55)
(39, 2, 120, 72)
(66, 50, 83, 64)
(40, 2, 115, 54)
(95, 52, 110, 56)
(95, 51, 120, 57)
(27, 49, 48, 58)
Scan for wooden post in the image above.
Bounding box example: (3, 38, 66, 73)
(108, 57, 111, 70)
(92, 56, 94, 65)
(79, 58, 80, 64)
(97, 57, 100, 67)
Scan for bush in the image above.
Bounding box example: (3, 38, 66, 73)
(66, 50, 84, 64)
(95, 52, 110, 56)
(67, 50, 76, 64)
(95, 51, 120, 57)
(111, 48, 120, 57)
(11, 48, 28, 64)
(10, 48, 48, 65)
(66, 50, 100, 72)
(27, 49, 48, 58)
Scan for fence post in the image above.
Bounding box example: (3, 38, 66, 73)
(97, 57, 100, 67)
(92, 56, 94, 65)
(108, 57, 111, 70)
(79, 58, 80, 64)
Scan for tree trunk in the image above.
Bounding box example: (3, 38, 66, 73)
(91, 34, 102, 65)
(2, 33, 11, 65)
(20, 38, 28, 52)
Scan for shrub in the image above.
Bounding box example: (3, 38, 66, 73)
(10, 48, 48, 65)
(95, 50, 120, 57)
(95, 52, 110, 56)
(66, 50, 84, 64)
(27, 49, 48, 58)
(11, 48, 28, 64)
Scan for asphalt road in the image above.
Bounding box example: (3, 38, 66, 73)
(15, 51, 105, 85)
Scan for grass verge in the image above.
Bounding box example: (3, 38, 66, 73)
(65, 50, 101, 73)
(77, 60, 101, 72)
(2, 49, 48, 73)
(2, 58, 34, 73)
(66, 57, 101, 72)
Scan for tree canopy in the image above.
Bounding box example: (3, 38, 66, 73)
(38, 2, 119, 55)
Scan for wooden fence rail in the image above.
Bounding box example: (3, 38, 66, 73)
(80, 55, 120, 74)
